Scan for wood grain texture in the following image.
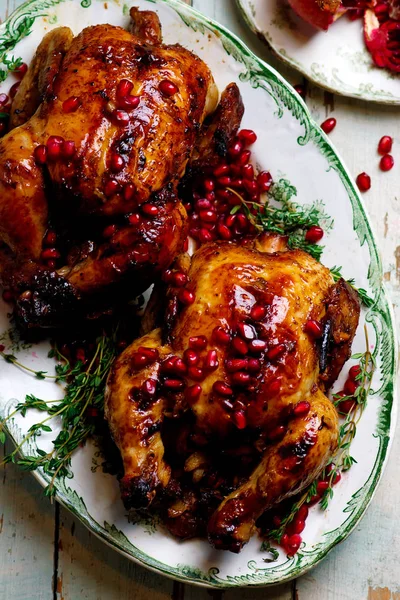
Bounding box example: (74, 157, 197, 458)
(0, 0, 399, 598)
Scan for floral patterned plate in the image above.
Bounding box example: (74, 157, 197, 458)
(0, 0, 397, 589)
(236, 0, 400, 104)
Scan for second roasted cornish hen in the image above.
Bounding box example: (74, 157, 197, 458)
(105, 235, 360, 552)
(0, 8, 244, 328)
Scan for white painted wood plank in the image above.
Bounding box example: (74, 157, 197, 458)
(0, 441, 55, 600)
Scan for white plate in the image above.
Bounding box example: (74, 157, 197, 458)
(0, 0, 397, 588)
(237, 0, 400, 104)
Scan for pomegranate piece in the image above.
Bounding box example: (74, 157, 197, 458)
(287, 0, 342, 30)
(364, 8, 400, 73)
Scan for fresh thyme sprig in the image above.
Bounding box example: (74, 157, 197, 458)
(266, 326, 375, 543)
(228, 178, 332, 261)
(330, 265, 374, 308)
(0, 331, 118, 497)
(0, 55, 23, 83)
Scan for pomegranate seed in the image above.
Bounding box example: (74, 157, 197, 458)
(164, 378, 185, 391)
(183, 348, 200, 367)
(110, 153, 125, 172)
(247, 358, 261, 373)
(257, 171, 272, 193)
(213, 381, 233, 397)
(9, 82, 20, 98)
(378, 136, 393, 155)
(298, 505, 309, 521)
(269, 378, 281, 395)
(316, 481, 329, 494)
(0, 93, 9, 106)
(236, 150, 251, 166)
(212, 326, 231, 346)
(62, 96, 80, 113)
(238, 129, 257, 145)
(320, 118, 336, 134)
(185, 384, 202, 403)
(304, 319, 323, 338)
(47, 135, 64, 160)
(203, 178, 215, 192)
(231, 178, 243, 189)
(293, 401, 311, 417)
(43, 230, 57, 246)
(231, 371, 250, 386)
(142, 378, 157, 397)
(294, 84, 305, 98)
(281, 533, 289, 549)
(232, 336, 248, 356)
(142, 204, 159, 217)
(243, 179, 258, 195)
(292, 519, 306, 535)
(188, 366, 204, 381)
(250, 304, 266, 321)
(237, 322, 257, 341)
(117, 79, 133, 97)
(338, 398, 356, 414)
(103, 224, 117, 238)
(183, 237, 189, 252)
(2, 290, 13, 303)
(34, 144, 47, 164)
(217, 223, 232, 240)
(172, 272, 188, 287)
(356, 172, 371, 192)
(159, 80, 179, 96)
(178, 289, 195, 305)
(344, 379, 358, 396)
(305, 226, 324, 243)
(112, 109, 130, 126)
(61, 140, 75, 159)
(217, 176, 232, 187)
(268, 425, 286, 441)
(248, 339, 267, 353)
(204, 349, 219, 370)
(285, 534, 302, 556)
(189, 336, 208, 350)
(267, 344, 285, 360)
(333, 471, 341, 485)
(162, 357, 187, 376)
(41, 248, 60, 260)
(225, 214, 236, 227)
(104, 179, 120, 197)
(232, 410, 246, 429)
(199, 210, 217, 223)
(226, 358, 248, 373)
(138, 347, 159, 361)
(229, 140, 243, 158)
(242, 163, 254, 180)
(128, 213, 141, 226)
(380, 154, 394, 172)
(213, 164, 230, 177)
(118, 95, 140, 110)
(123, 184, 136, 202)
(132, 353, 151, 369)
(349, 365, 361, 380)
(47, 260, 56, 269)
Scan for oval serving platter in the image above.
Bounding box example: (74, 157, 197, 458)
(236, 0, 400, 105)
(0, 0, 397, 588)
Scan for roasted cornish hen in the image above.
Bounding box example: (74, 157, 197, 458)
(0, 8, 248, 328)
(105, 235, 360, 552)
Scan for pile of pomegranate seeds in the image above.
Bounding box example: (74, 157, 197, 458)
(356, 134, 394, 192)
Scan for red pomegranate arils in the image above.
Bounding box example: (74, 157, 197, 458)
(320, 118, 337, 134)
(293, 400, 311, 417)
(232, 336, 248, 356)
(43, 230, 57, 246)
(41, 248, 60, 260)
(229, 140, 244, 158)
(380, 154, 394, 171)
(189, 336, 208, 350)
(294, 84, 305, 98)
(34, 144, 47, 165)
(62, 96, 80, 113)
(305, 226, 324, 243)
(103, 224, 117, 238)
(238, 129, 257, 145)
(104, 179, 120, 197)
(304, 319, 323, 338)
(231, 371, 251, 386)
(159, 80, 179, 96)
(111, 153, 125, 172)
(142, 204, 159, 217)
(232, 410, 247, 429)
(267, 344, 285, 361)
(62, 140, 76, 159)
(117, 79, 134, 98)
(183, 349, 200, 367)
(344, 378, 358, 395)
(9, 82, 20, 99)
(213, 381, 233, 397)
(14, 62, 28, 77)
(356, 172, 371, 192)
(185, 384, 202, 403)
(112, 109, 130, 126)
(128, 213, 141, 226)
(257, 171, 272, 193)
(349, 364, 361, 380)
(178, 289, 195, 305)
(268, 425, 286, 441)
(47, 136, 64, 160)
(204, 349, 219, 371)
(188, 366, 204, 381)
(163, 378, 185, 391)
(378, 135, 393, 154)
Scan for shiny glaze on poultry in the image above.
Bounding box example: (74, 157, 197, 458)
(105, 235, 360, 552)
(0, 7, 223, 328)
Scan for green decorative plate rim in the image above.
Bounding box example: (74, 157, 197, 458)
(0, 0, 397, 588)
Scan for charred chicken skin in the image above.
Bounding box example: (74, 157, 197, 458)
(105, 235, 360, 552)
(0, 7, 224, 328)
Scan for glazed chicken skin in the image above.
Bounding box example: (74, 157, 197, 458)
(0, 7, 224, 328)
(105, 235, 360, 552)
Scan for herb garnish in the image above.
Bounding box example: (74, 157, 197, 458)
(0, 332, 117, 497)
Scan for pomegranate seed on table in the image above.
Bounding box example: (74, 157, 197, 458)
(285, 534, 302, 556)
(316, 481, 330, 494)
(189, 336, 208, 350)
(320, 118, 337, 134)
(236, 150, 251, 166)
(305, 226, 324, 243)
(304, 319, 323, 338)
(242, 163, 254, 180)
(217, 223, 232, 240)
(62, 96, 80, 113)
(238, 129, 257, 145)
(199, 209, 217, 223)
(356, 172, 371, 192)
(338, 398, 356, 415)
(247, 358, 261, 373)
(111, 153, 125, 172)
(159, 80, 179, 96)
(203, 178, 215, 192)
(250, 304, 267, 321)
(217, 175, 232, 187)
(378, 136, 393, 155)
(349, 365, 361, 380)
(344, 378, 358, 395)
(118, 95, 140, 110)
(380, 154, 394, 172)
(213, 326, 231, 346)
(34, 144, 47, 164)
(297, 505, 309, 521)
(257, 171, 272, 192)
(229, 140, 244, 158)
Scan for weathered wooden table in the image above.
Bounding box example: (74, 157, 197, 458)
(1, 1, 399, 598)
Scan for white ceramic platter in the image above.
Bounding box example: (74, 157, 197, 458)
(0, 0, 397, 589)
(236, 0, 400, 104)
